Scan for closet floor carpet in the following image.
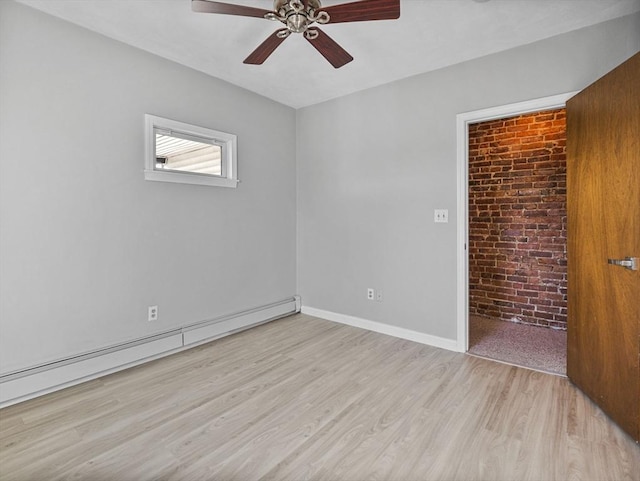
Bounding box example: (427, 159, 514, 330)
(468, 315, 567, 376)
(1, 313, 637, 481)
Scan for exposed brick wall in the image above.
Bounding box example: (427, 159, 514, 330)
(468, 109, 567, 329)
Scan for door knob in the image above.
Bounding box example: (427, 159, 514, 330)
(607, 257, 638, 271)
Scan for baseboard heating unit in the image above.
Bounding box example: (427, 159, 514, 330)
(0, 296, 300, 407)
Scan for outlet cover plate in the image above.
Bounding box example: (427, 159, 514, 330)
(434, 209, 449, 223)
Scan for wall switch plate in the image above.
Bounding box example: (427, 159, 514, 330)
(434, 209, 449, 223)
(376, 290, 383, 302)
(148, 305, 158, 322)
(367, 288, 375, 300)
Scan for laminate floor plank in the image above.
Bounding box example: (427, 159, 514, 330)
(204, 341, 439, 481)
(52, 338, 376, 479)
(9, 356, 304, 480)
(1, 316, 338, 464)
(1, 313, 638, 481)
(167, 336, 416, 478)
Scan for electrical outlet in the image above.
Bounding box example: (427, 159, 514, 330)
(367, 288, 375, 300)
(376, 290, 383, 302)
(148, 305, 158, 322)
(434, 209, 449, 223)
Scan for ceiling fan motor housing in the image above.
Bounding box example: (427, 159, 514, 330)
(270, 0, 329, 33)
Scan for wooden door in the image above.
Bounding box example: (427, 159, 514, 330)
(566, 52, 640, 442)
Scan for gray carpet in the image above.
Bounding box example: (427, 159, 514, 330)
(468, 316, 567, 376)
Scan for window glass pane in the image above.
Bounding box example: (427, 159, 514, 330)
(144, 114, 237, 188)
(155, 133, 222, 176)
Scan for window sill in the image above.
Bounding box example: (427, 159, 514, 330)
(144, 169, 239, 188)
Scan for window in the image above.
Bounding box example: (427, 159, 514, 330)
(144, 114, 238, 187)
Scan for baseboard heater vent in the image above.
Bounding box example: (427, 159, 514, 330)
(0, 296, 300, 407)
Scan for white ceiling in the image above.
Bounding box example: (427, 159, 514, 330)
(17, 0, 640, 108)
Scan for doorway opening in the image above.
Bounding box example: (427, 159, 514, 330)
(467, 109, 567, 375)
(455, 92, 577, 375)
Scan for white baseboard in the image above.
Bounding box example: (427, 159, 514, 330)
(301, 306, 459, 352)
(0, 297, 300, 408)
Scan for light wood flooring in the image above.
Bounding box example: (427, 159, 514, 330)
(1, 314, 638, 480)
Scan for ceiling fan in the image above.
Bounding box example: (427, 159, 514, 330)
(192, 0, 401, 68)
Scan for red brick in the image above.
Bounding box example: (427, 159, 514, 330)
(469, 108, 567, 329)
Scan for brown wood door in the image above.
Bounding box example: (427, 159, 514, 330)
(566, 52, 640, 442)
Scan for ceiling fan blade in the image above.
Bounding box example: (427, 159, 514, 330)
(244, 30, 290, 65)
(192, 0, 272, 18)
(305, 28, 353, 69)
(320, 0, 400, 24)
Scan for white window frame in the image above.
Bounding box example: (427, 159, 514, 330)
(144, 114, 238, 188)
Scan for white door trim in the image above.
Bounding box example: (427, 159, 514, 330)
(455, 92, 578, 352)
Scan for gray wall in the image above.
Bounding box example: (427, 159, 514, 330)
(296, 13, 640, 340)
(0, 1, 297, 373)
